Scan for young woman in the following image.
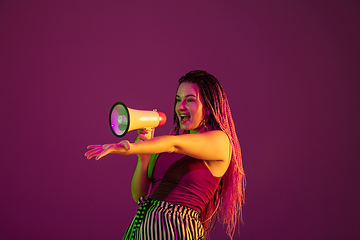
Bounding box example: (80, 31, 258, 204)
(85, 70, 246, 240)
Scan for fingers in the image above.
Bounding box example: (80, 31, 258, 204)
(85, 141, 130, 160)
(102, 144, 113, 149)
(137, 129, 149, 135)
(95, 141, 129, 159)
(85, 147, 103, 160)
(85, 144, 111, 160)
(87, 145, 102, 149)
(138, 134, 148, 141)
(142, 128, 155, 139)
(145, 128, 155, 139)
(136, 129, 151, 142)
(95, 148, 109, 160)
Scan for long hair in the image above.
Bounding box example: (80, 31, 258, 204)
(170, 70, 246, 239)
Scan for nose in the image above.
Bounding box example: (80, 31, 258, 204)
(178, 100, 186, 111)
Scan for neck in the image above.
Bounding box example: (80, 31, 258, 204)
(189, 126, 206, 134)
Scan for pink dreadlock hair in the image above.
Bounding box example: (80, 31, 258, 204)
(170, 70, 246, 239)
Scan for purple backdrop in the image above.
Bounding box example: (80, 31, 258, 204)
(1, 0, 359, 239)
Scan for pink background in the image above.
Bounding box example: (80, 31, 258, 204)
(1, 0, 359, 239)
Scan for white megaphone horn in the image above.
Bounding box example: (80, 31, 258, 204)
(109, 102, 167, 137)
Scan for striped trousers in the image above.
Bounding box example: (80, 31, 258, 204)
(123, 197, 205, 240)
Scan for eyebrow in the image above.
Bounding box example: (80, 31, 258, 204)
(176, 94, 196, 98)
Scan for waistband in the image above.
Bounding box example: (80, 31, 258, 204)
(131, 197, 200, 232)
(138, 196, 200, 218)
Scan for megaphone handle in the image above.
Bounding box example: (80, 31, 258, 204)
(144, 128, 154, 139)
(143, 109, 156, 139)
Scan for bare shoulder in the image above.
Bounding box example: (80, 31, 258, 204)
(202, 131, 231, 177)
(202, 130, 228, 138)
(200, 130, 230, 144)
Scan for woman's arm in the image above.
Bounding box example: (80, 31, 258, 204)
(85, 130, 230, 162)
(130, 129, 154, 202)
(131, 155, 151, 202)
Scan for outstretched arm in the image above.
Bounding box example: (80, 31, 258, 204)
(85, 130, 230, 162)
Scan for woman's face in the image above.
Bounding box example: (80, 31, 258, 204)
(175, 82, 206, 133)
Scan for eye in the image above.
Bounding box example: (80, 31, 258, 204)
(187, 98, 195, 102)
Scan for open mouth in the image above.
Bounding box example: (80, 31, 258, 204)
(179, 114, 190, 123)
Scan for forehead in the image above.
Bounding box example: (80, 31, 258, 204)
(176, 82, 201, 97)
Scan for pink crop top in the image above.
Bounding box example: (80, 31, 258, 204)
(148, 152, 222, 214)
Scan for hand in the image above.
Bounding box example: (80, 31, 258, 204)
(135, 128, 155, 161)
(135, 128, 155, 143)
(85, 140, 131, 160)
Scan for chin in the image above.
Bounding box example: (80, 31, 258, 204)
(179, 124, 193, 131)
(179, 125, 188, 131)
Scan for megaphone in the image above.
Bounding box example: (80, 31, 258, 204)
(109, 102, 167, 137)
